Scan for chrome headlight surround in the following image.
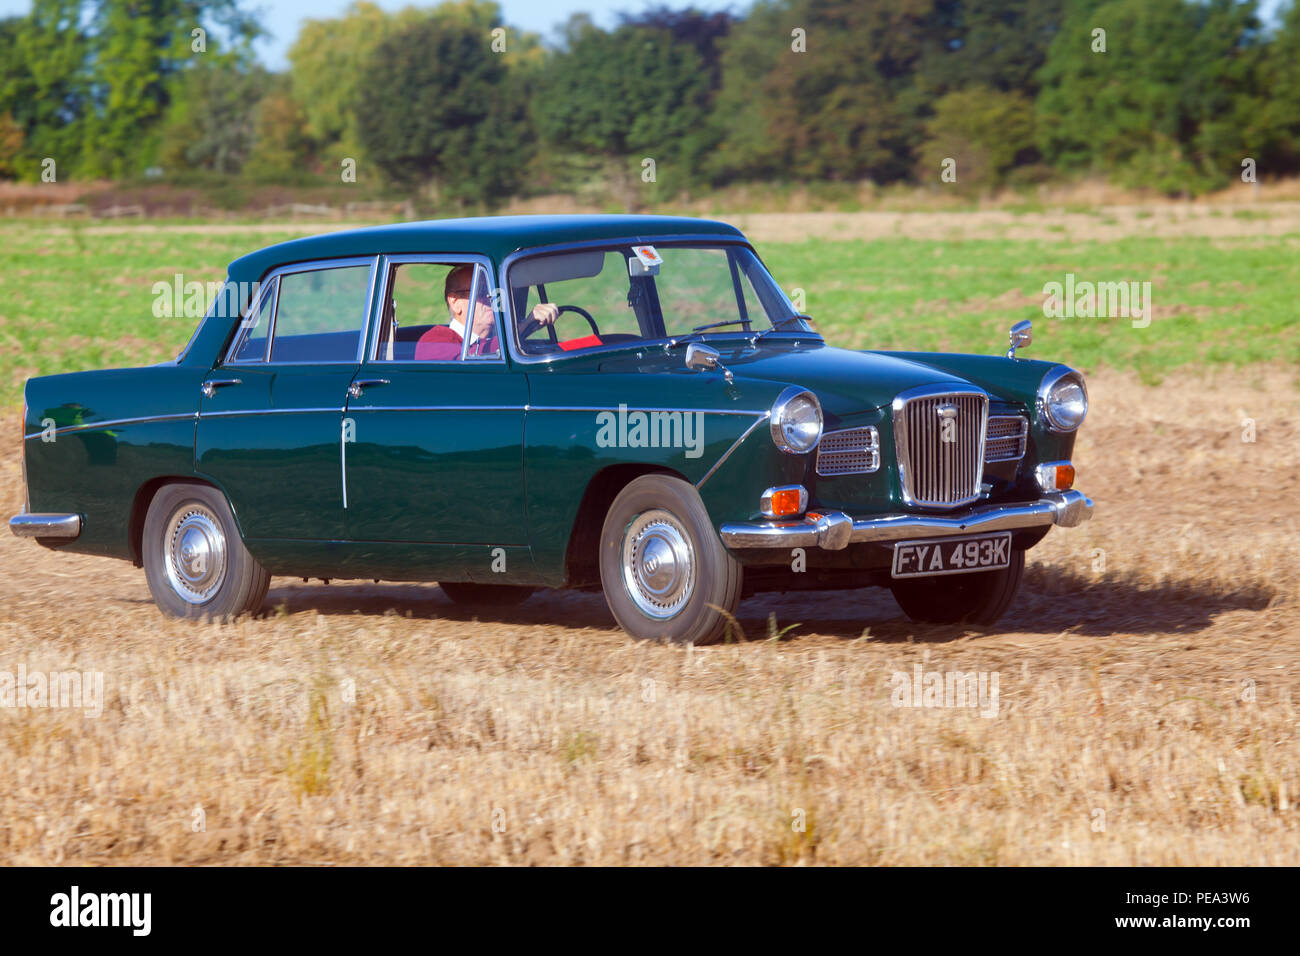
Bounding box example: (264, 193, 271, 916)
(1037, 366, 1089, 433)
(770, 387, 823, 454)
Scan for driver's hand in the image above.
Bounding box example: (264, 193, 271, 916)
(529, 303, 559, 326)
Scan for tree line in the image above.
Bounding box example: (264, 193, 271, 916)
(2, 0, 1299, 202)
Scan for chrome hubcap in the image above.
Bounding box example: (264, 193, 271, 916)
(621, 509, 695, 619)
(163, 505, 227, 604)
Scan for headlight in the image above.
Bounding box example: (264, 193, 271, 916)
(1038, 367, 1088, 432)
(770, 387, 823, 454)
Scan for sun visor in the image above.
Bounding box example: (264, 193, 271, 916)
(510, 250, 606, 287)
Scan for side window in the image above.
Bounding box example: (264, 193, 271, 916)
(377, 261, 500, 362)
(269, 265, 370, 363)
(229, 277, 276, 363)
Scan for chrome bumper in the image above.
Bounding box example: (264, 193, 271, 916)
(9, 512, 82, 539)
(719, 490, 1093, 551)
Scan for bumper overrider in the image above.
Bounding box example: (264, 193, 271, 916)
(9, 512, 82, 538)
(719, 490, 1093, 551)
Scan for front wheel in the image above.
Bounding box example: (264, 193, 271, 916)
(888, 548, 1025, 626)
(598, 474, 743, 644)
(142, 482, 270, 621)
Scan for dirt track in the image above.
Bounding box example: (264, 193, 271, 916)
(1, 367, 1297, 864)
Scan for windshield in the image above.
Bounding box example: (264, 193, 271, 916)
(507, 242, 814, 356)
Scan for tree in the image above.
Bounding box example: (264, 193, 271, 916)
(912, 0, 1068, 99)
(79, 0, 261, 177)
(355, 11, 532, 203)
(533, 22, 710, 205)
(0, 111, 23, 179)
(1035, 0, 1264, 194)
(0, 2, 90, 180)
(156, 61, 270, 174)
(289, 2, 411, 167)
(712, 0, 945, 186)
(919, 87, 1036, 190)
(243, 77, 315, 180)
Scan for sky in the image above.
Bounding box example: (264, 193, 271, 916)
(0, 0, 743, 71)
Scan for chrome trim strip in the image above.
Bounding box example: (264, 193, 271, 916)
(531, 405, 766, 416)
(26, 404, 763, 437)
(719, 490, 1094, 550)
(10, 512, 81, 539)
(197, 407, 344, 418)
(25, 411, 198, 439)
(348, 404, 526, 413)
(341, 417, 349, 510)
(695, 412, 771, 489)
(498, 234, 816, 366)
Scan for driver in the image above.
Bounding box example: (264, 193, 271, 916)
(414, 265, 559, 360)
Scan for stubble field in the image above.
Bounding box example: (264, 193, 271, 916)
(1, 365, 1296, 865)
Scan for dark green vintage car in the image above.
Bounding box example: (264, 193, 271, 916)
(11, 215, 1092, 643)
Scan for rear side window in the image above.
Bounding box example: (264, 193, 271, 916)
(270, 265, 370, 363)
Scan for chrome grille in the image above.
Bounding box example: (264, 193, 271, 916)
(816, 426, 879, 475)
(893, 388, 988, 508)
(984, 415, 1028, 463)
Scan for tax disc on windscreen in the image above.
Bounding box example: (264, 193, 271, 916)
(631, 245, 661, 268)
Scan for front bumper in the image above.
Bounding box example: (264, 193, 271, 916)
(9, 512, 82, 539)
(719, 490, 1093, 551)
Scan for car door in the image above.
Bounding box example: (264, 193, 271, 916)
(195, 256, 378, 541)
(342, 255, 529, 546)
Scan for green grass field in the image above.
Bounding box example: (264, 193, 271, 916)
(2, 221, 1297, 405)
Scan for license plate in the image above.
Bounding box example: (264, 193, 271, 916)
(891, 532, 1012, 578)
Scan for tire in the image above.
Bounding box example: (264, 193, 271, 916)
(438, 582, 536, 606)
(889, 548, 1025, 626)
(598, 474, 743, 644)
(142, 482, 270, 621)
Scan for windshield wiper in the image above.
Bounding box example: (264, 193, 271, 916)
(691, 319, 752, 333)
(751, 314, 813, 346)
(663, 319, 752, 352)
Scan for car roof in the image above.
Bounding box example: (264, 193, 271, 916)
(227, 214, 746, 282)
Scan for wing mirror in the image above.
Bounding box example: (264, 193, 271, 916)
(685, 343, 734, 384)
(1007, 320, 1032, 359)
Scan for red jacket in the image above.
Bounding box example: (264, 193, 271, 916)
(414, 324, 495, 360)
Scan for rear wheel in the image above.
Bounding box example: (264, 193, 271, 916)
(142, 482, 269, 621)
(598, 474, 743, 644)
(889, 548, 1025, 626)
(438, 582, 536, 606)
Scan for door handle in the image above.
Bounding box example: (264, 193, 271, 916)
(201, 377, 242, 398)
(347, 378, 390, 399)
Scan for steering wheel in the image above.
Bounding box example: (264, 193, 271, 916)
(519, 304, 600, 342)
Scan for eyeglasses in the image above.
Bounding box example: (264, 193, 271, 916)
(447, 287, 472, 298)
